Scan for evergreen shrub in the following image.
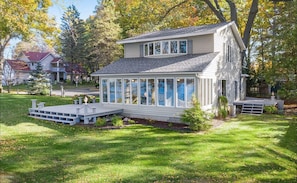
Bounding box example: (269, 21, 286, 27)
(181, 96, 211, 131)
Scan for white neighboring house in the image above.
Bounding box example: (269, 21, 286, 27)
(91, 22, 246, 122)
(18, 51, 67, 82)
(3, 59, 31, 86)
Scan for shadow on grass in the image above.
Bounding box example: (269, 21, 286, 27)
(1, 95, 297, 182)
(279, 118, 297, 153)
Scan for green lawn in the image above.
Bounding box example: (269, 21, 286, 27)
(0, 94, 296, 183)
(3, 82, 97, 93)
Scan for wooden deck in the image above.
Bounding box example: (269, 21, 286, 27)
(28, 103, 123, 125)
(233, 97, 279, 106)
(233, 97, 283, 115)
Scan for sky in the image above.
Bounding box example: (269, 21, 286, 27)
(4, 0, 99, 59)
(48, 0, 99, 24)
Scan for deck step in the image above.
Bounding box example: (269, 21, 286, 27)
(241, 103, 264, 114)
(29, 111, 79, 125)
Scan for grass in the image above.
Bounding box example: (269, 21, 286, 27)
(3, 82, 97, 93)
(0, 94, 296, 183)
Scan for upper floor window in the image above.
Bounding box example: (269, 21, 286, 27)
(144, 39, 187, 57)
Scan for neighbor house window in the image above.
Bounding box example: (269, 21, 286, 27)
(144, 40, 187, 57)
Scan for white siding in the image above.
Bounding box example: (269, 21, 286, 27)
(191, 34, 214, 54)
(124, 43, 140, 58)
(212, 27, 242, 105)
(41, 54, 54, 71)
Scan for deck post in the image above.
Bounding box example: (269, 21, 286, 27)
(84, 105, 88, 114)
(78, 97, 82, 105)
(76, 107, 80, 116)
(31, 99, 37, 109)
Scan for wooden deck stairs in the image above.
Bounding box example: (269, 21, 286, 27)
(29, 108, 80, 125)
(241, 103, 264, 114)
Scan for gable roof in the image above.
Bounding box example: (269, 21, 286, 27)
(6, 60, 30, 71)
(117, 21, 245, 51)
(91, 52, 219, 76)
(51, 58, 62, 63)
(23, 51, 50, 62)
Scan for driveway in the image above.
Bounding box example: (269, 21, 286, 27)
(51, 88, 99, 97)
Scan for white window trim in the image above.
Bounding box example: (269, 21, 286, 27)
(144, 39, 188, 57)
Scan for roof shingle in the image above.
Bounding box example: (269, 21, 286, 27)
(23, 51, 50, 62)
(6, 60, 30, 71)
(118, 22, 229, 44)
(92, 53, 219, 76)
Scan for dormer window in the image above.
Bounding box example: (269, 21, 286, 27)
(144, 39, 187, 57)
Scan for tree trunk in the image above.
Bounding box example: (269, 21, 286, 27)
(242, 0, 259, 47)
(0, 48, 4, 93)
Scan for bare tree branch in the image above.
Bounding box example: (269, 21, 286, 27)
(159, 0, 190, 22)
(203, 0, 226, 22)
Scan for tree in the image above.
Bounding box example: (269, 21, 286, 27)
(86, 0, 122, 72)
(27, 62, 50, 95)
(114, 0, 200, 38)
(60, 5, 86, 81)
(270, 0, 297, 96)
(0, 0, 57, 93)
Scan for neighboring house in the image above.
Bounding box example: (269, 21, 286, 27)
(65, 63, 86, 82)
(91, 22, 246, 122)
(18, 51, 67, 82)
(3, 59, 31, 85)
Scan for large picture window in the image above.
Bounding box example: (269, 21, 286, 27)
(140, 79, 147, 105)
(144, 39, 187, 57)
(110, 79, 115, 103)
(186, 78, 195, 107)
(102, 79, 108, 103)
(148, 79, 155, 105)
(177, 78, 195, 107)
(131, 79, 138, 104)
(116, 79, 122, 103)
(102, 77, 194, 108)
(124, 79, 130, 104)
(166, 79, 174, 107)
(158, 79, 165, 106)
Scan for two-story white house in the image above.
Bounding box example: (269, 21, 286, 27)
(91, 22, 246, 122)
(18, 51, 67, 82)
